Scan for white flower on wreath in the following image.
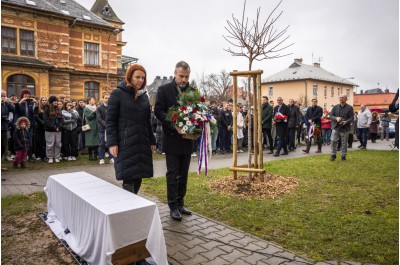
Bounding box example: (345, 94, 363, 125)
(184, 117, 189, 121)
(183, 110, 189, 114)
(187, 106, 193, 112)
(183, 125, 188, 131)
(178, 122, 183, 127)
(180, 113, 184, 116)
(186, 121, 192, 126)
(197, 103, 202, 107)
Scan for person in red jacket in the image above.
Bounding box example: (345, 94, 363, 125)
(321, 109, 332, 145)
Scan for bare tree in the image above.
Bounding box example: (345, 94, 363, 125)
(224, 0, 293, 180)
(224, 0, 293, 70)
(207, 70, 232, 102)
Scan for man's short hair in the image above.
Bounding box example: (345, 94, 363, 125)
(263, 96, 268, 101)
(312, 98, 318, 102)
(102, 92, 110, 98)
(175, 61, 190, 73)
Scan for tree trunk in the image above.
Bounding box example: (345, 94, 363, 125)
(247, 60, 253, 181)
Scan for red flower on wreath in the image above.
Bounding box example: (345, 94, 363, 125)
(172, 115, 178, 122)
(200, 96, 205, 102)
(180, 106, 187, 111)
(190, 117, 196, 123)
(188, 100, 193, 104)
(192, 108, 198, 113)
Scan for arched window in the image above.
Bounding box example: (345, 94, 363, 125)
(85, 81, 99, 99)
(7, 74, 35, 97)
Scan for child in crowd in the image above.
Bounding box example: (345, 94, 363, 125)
(13, 117, 30, 168)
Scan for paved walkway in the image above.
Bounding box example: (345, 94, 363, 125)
(2, 140, 394, 264)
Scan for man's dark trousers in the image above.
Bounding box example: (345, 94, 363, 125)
(166, 154, 191, 210)
(357, 128, 368, 147)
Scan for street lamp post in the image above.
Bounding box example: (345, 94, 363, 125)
(106, 28, 121, 92)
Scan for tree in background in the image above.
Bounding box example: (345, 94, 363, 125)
(223, 0, 293, 179)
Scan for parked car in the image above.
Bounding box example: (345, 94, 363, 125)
(376, 123, 396, 139)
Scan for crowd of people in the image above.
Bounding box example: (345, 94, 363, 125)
(1, 89, 115, 170)
(2, 87, 398, 170)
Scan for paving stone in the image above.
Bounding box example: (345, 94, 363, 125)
(198, 240, 225, 251)
(198, 225, 221, 235)
(180, 237, 207, 249)
(274, 251, 296, 260)
(181, 245, 208, 258)
(172, 251, 190, 263)
(263, 244, 285, 255)
(215, 227, 236, 237)
(264, 256, 289, 265)
(166, 244, 188, 256)
(217, 244, 236, 254)
(201, 256, 231, 265)
(185, 253, 209, 264)
(199, 247, 229, 260)
(219, 249, 251, 262)
(198, 221, 217, 229)
(244, 242, 266, 252)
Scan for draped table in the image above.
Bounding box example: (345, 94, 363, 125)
(44, 171, 168, 265)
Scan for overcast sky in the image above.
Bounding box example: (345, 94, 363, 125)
(79, 0, 399, 92)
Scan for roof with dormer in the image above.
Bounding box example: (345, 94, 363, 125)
(263, 59, 358, 87)
(90, 0, 124, 24)
(2, 0, 115, 28)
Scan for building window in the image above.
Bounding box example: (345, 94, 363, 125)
(337, 87, 340, 96)
(1, 27, 17, 54)
(269, 86, 273, 97)
(324, 103, 327, 110)
(324, 85, 327, 98)
(85, 81, 99, 99)
(84, 42, 99, 65)
(313, 83, 318, 96)
(7, 74, 35, 97)
(331, 87, 334, 97)
(20, 30, 35, 56)
(346, 87, 350, 97)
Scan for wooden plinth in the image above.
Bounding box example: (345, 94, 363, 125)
(111, 239, 150, 265)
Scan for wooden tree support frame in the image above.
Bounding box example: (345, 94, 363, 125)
(229, 70, 265, 179)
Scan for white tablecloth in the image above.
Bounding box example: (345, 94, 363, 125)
(44, 171, 168, 265)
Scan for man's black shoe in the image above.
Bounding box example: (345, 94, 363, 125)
(341, 156, 346, 161)
(281, 152, 289, 155)
(360, 146, 366, 149)
(170, 209, 182, 221)
(273, 153, 280, 157)
(330, 155, 337, 161)
(178, 206, 192, 215)
(357, 145, 363, 148)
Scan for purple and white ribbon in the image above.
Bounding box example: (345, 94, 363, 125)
(198, 122, 211, 176)
(308, 124, 315, 142)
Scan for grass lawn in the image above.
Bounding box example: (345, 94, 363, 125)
(141, 150, 399, 264)
(1, 152, 165, 172)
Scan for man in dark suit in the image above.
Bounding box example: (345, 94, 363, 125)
(303, 98, 323, 154)
(273, 97, 290, 157)
(154, 61, 194, 221)
(287, 99, 301, 151)
(219, 102, 233, 154)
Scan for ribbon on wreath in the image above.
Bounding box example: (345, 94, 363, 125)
(307, 124, 315, 142)
(198, 122, 212, 176)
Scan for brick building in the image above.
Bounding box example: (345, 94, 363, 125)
(1, 0, 136, 100)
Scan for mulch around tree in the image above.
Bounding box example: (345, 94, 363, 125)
(207, 173, 298, 199)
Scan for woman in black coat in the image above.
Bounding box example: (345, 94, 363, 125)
(106, 64, 156, 194)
